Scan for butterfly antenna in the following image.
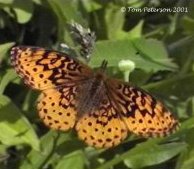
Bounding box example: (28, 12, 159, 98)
(100, 60, 108, 72)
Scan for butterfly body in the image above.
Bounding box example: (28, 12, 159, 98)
(76, 73, 107, 116)
(11, 46, 179, 148)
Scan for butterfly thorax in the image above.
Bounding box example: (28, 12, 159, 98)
(76, 72, 107, 116)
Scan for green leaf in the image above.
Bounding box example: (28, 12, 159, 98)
(48, 0, 85, 23)
(127, 20, 144, 39)
(96, 140, 186, 169)
(20, 131, 72, 169)
(114, 20, 144, 40)
(143, 73, 194, 100)
(32, 0, 41, 5)
(0, 42, 15, 62)
(56, 150, 85, 169)
(175, 120, 194, 169)
(47, 0, 66, 42)
(0, 95, 39, 150)
(181, 16, 194, 35)
(90, 39, 177, 72)
(180, 117, 194, 130)
(47, 0, 85, 43)
(127, 0, 145, 7)
(0, 0, 14, 4)
(81, 0, 102, 12)
(105, 4, 125, 39)
(124, 142, 186, 169)
(133, 38, 178, 70)
(176, 149, 194, 169)
(12, 0, 34, 23)
(0, 69, 17, 95)
(0, 144, 9, 163)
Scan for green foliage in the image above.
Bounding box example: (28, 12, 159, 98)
(0, 95, 39, 150)
(0, 0, 194, 169)
(91, 39, 177, 71)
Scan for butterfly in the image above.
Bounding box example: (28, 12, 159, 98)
(10, 46, 179, 148)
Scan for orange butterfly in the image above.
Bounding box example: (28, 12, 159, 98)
(11, 46, 179, 148)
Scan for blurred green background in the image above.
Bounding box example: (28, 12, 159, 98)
(0, 0, 194, 169)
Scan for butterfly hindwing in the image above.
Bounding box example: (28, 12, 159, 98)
(76, 95, 128, 148)
(37, 84, 79, 131)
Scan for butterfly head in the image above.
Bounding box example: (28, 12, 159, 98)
(94, 60, 108, 80)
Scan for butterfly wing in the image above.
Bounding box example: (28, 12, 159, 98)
(11, 46, 93, 131)
(10, 46, 93, 90)
(106, 78, 179, 138)
(76, 95, 128, 148)
(37, 82, 80, 131)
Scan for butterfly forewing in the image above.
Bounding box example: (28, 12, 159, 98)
(10, 46, 93, 90)
(106, 78, 179, 138)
